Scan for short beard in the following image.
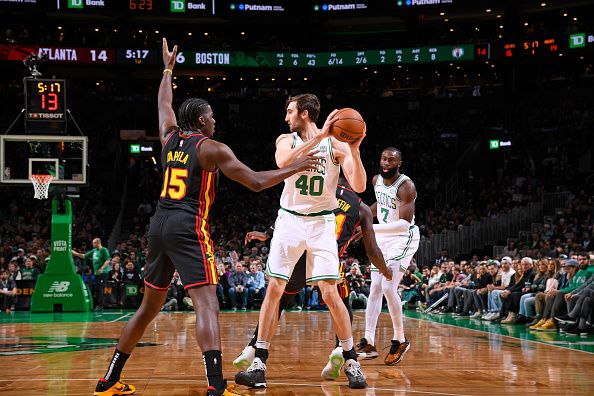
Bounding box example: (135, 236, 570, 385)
(381, 167, 398, 179)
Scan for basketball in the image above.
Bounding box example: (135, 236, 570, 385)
(330, 108, 365, 143)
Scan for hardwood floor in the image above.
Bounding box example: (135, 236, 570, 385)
(0, 310, 593, 395)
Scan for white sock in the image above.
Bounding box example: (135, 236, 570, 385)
(382, 265, 405, 343)
(340, 337, 354, 351)
(364, 271, 384, 345)
(255, 341, 270, 350)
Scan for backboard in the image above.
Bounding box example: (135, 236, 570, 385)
(0, 135, 88, 186)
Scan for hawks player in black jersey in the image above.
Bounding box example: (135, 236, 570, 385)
(94, 38, 321, 396)
(233, 176, 391, 382)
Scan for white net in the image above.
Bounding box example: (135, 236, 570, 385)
(30, 174, 53, 200)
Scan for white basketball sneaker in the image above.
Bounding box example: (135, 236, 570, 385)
(321, 346, 345, 380)
(233, 345, 255, 369)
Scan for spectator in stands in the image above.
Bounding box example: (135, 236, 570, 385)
(531, 258, 588, 331)
(162, 282, 178, 311)
(128, 251, 141, 271)
(72, 238, 111, 311)
(170, 270, 185, 309)
(514, 258, 549, 324)
(216, 263, 229, 308)
(484, 257, 515, 320)
(14, 248, 25, 267)
(456, 263, 487, 317)
(108, 259, 124, 306)
(554, 254, 594, 325)
(0, 269, 17, 313)
(247, 262, 266, 308)
(123, 259, 141, 282)
(400, 268, 421, 306)
(428, 262, 454, 308)
(7, 261, 19, 281)
(228, 261, 248, 311)
(346, 265, 367, 309)
(501, 257, 535, 323)
(19, 257, 39, 281)
(529, 259, 564, 326)
(502, 241, 518, 258)
(472, 262, 497, 318)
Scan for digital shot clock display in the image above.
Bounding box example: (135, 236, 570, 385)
(24, 78, 66, 122)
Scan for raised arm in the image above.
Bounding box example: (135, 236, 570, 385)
(158, 38, 178, 146)
(373, 180, 416, 235)
(359, 203, 392, 281)
(275, 134, 323, 168)
(275, 109, 340, 168)
(338, 137, 367, 193)
(201, 140, 320, 192)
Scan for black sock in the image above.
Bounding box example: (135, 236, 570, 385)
(342, 347, 357, 361)
(255, 347, 269, 364)
(102, 349, 130, 383)
(203, 350, 225, 391)
(249, 326, 259, 347)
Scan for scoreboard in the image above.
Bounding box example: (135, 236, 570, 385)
(0, 44, 478, 68)
(24, 78, 66, 123)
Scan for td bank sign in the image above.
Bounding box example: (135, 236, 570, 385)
(569, 33, 594, 49)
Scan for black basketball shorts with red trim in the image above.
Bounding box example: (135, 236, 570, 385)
(144, 209, 218, 291)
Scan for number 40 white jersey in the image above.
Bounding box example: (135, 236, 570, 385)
(279, 133, 340, 215)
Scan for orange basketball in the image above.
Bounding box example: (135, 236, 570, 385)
(330, 108, 365, 143)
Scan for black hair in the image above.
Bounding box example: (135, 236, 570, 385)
(178, 98, 210, 132)
(382, 146, 402, 159)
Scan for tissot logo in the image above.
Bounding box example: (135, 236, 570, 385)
(47, 281, 70, 293)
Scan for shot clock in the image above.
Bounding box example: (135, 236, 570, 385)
(24, 78, 66, 123)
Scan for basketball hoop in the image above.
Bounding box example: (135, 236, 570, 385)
(30, 174, 53, 200)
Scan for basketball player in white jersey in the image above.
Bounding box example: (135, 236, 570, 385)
(357, 147, 420, 365)
(235, 94, 369, 389)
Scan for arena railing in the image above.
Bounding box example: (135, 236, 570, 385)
(416, 192, 571, 266)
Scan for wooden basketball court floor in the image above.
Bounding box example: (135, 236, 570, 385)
(1, 309, 593, 395)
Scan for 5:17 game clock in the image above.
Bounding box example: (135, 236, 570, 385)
(24, 78, 67, 122)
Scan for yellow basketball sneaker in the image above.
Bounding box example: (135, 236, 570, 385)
(206, 382, 246, 395)
(529, 318, 547, 330)
(93, 378, 135, 395)
(538, 319, 558, 331)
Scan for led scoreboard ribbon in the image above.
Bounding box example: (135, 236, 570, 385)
(0, 44, 478, 67)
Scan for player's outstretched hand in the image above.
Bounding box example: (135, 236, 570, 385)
(162, 37, 178, 70)
(320, 109, 340, 138)
(380, 265, 393, 281)
(348, 122, 366, 150)
(291, 150, 323, 173)
(245, 231, 269, 245)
